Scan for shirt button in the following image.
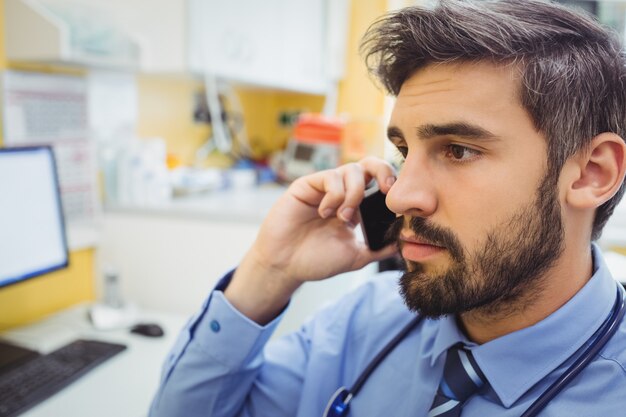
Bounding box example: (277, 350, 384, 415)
(210, 320, 221, 333)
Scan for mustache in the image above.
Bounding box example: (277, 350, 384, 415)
(386, 216, 465, 262)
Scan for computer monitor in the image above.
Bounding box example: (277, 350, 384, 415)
(0, 146, 69, 288)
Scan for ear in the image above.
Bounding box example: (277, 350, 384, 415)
(566, 133, 626, 209)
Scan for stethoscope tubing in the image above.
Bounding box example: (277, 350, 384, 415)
(329, 283, 625, 417)
(520, 284, 626, 417)
(350, 314, 424, 396)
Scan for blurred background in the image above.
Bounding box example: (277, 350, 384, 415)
(0, 0, 400, 338)
(2, 1, 626, 416)
(1, 0, 626, 349)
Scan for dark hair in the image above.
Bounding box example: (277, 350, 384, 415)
(361, 0, 626, 240)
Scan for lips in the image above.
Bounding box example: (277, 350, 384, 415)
(399, 232, 446, 262)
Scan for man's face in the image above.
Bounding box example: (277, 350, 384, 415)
(385, 62, 564, 317)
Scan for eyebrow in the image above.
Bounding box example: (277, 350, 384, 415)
(387, 122, 499, 142)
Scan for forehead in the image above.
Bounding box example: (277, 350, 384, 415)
(391, 61, 528, 130)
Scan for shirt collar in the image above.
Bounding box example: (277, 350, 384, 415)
(429, 243, 618, 408)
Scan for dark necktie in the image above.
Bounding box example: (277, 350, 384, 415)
(428, 344, 487, 417)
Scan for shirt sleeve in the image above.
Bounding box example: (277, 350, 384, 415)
(148, 270, 290, 417)
(148, 269, 400, 417)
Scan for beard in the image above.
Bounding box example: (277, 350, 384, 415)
(388, 173, 565, 318)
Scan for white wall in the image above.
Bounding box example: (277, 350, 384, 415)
(97, 210, 376, 338)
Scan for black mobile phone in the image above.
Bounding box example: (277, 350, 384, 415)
(358, 185, 396, 251)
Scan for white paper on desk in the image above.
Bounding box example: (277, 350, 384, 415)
(1, 322, 78, 354)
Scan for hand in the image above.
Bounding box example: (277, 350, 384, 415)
(224, 157, 399, 324)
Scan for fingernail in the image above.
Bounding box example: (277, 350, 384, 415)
(386, 176, 396, 187)
(341, 207, 354, 222)
(322, 208, 334, 218)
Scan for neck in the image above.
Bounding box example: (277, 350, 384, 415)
(458, 243, 594, 345)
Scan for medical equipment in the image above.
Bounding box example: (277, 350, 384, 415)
(324, 283, 626, 417)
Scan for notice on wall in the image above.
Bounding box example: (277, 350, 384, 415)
(1, 70, 98, 225)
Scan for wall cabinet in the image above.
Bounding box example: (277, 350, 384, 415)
(85, 0, 187, 73)
(5, 0, 187, 73)
(6, 0, 350, 83)
(188, 0, 350, 93)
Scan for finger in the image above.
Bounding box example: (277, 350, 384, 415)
(352, 241, 400, 270)
(370, 243, 400, 261)
(348, 206, 363, 228)
(358, 157, 397, 194)
(289, 169, 341, 208)
(337, 163, 366, 223)
(317, 170, 346, 218)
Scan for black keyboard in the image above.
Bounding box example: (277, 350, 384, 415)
(0, 339, 126, 417)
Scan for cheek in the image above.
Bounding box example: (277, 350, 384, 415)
(435, 162, 542, 244)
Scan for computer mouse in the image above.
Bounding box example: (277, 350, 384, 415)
(130, 323, 165, 338)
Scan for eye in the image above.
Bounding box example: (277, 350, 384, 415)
(396, 145, 408, 158)
(445, 144, 480, 162)
(390, 145, 407, 168)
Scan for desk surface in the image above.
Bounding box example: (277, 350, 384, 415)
(0, 304, 186, 417)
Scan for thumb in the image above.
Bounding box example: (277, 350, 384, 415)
(352, 243, 399, 270)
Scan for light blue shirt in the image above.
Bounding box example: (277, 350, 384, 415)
(150, 244, 626, 416)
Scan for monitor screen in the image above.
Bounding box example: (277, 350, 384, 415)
(0, 146, 69, 288)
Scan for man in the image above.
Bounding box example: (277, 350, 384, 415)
(150, 1, 626, 416)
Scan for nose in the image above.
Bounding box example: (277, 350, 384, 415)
(385, 156, 437, 218)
